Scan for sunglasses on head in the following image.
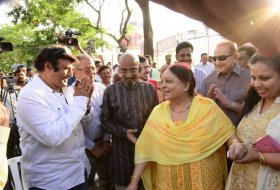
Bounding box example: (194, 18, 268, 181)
(212, 53, 233, 61)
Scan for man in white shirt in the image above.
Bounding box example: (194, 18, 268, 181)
(196, 53, 215, 76)
(175, 41, 206, 92)
(17, 45, 93, 190)
(74, 54, 112, 189)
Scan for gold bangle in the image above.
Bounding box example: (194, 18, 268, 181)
(131, 175, 140, 179)
(259, 152, 265, 165)
(228, 139, 240, 147)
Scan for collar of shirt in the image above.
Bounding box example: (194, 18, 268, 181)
(217, 63, 241, 78)
(35, 75, 67, 94)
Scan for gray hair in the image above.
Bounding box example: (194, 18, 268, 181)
(74, 54, 94, 69)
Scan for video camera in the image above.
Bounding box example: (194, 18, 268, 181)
(0, 37, 13, 53)
(58, 29, 81, 46)
(2, 76, 16, 89)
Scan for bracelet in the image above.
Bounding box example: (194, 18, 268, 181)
(131, 175, 140, 180)
(259, 152, 265, 165)
(228, 139, 240, 147)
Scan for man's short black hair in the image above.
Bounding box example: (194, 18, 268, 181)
(238, 45, 257, 58)
(138, 55, 147, 64)
(201, 53, 208, 57)
(176, 41, 194, 55)
(98, 65, 111, 75)
(17, 65, 26, 70)
(34, 45, 76, 72)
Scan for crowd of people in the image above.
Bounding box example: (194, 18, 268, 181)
(1, 1, 280, 190)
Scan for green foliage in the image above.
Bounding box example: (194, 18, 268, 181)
(0, 0, 106, 72)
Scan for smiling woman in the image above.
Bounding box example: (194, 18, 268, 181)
(226, 53, 280, 190)
(126, 63, 243, 190)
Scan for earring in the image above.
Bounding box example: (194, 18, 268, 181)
(184, 88, 188, 91)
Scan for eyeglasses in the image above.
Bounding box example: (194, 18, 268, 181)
(212, 54, 234, 62)
(77, 67, 96, 74)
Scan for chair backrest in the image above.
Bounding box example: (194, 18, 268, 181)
(7, 156, 27, 190)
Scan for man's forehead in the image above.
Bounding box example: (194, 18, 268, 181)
(119, 55, 139, 67)
(178, 47, 192, 54)
(79, 58, 95, 67)
(214, 44, 230, 54)
(140, 61, 149, 67)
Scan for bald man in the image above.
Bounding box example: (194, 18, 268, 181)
(100, 53, 157, 190)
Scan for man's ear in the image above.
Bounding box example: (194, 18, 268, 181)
(44, 61, 53, 72)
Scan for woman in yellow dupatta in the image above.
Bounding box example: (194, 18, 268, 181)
(126, 63, 247, 190)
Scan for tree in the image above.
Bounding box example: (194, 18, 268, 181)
(84, 0, 132, 53)
(135, 0, 154, 57)
(0, 0, 106, 70)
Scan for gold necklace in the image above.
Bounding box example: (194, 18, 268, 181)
(170, 101, 192, 113)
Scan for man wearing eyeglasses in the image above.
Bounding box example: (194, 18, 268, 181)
(175, 41, 206, 93)
(17, 45, 93, 190)
(200, 41, 251, 124)
(73, 54, 113, 189)
(100, 53, 158, 190)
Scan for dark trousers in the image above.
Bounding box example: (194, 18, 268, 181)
(29, 182, 87, 190)
(85, 149, 115, 190)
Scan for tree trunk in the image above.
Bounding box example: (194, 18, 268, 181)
(136, 0, 154, 58)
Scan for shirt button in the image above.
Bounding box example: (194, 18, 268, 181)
(58, 108, 60, 110)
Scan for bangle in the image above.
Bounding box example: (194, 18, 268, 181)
(228, 139, 240, 147)
(259, 152, 265, 165)
(131, 175, 140, 180)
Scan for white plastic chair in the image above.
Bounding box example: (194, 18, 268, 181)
(7, 156, 27, 190)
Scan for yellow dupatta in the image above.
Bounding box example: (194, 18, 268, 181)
(135, 95, 235, 164)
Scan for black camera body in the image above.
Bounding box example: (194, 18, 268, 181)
(59, 30, 81, 46)
(1, 76, 16, 89)
(0, 37, 13, 53)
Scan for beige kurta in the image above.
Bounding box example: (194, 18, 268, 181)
(226, 99, 280, 190)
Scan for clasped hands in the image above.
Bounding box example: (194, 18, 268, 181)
(229, 142, 259, 164)
(74, 76, 93, 98)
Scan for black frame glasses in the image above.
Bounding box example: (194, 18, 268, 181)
(212, 53, 234, 61)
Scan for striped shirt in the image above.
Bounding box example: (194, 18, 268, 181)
(100, 80, 157, 186)
(192, 66, 206, 93)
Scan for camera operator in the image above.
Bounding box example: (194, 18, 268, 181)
(14, 65, 32, 88)
(58, 30, 88, 86)
(58, 30, 87, 55)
